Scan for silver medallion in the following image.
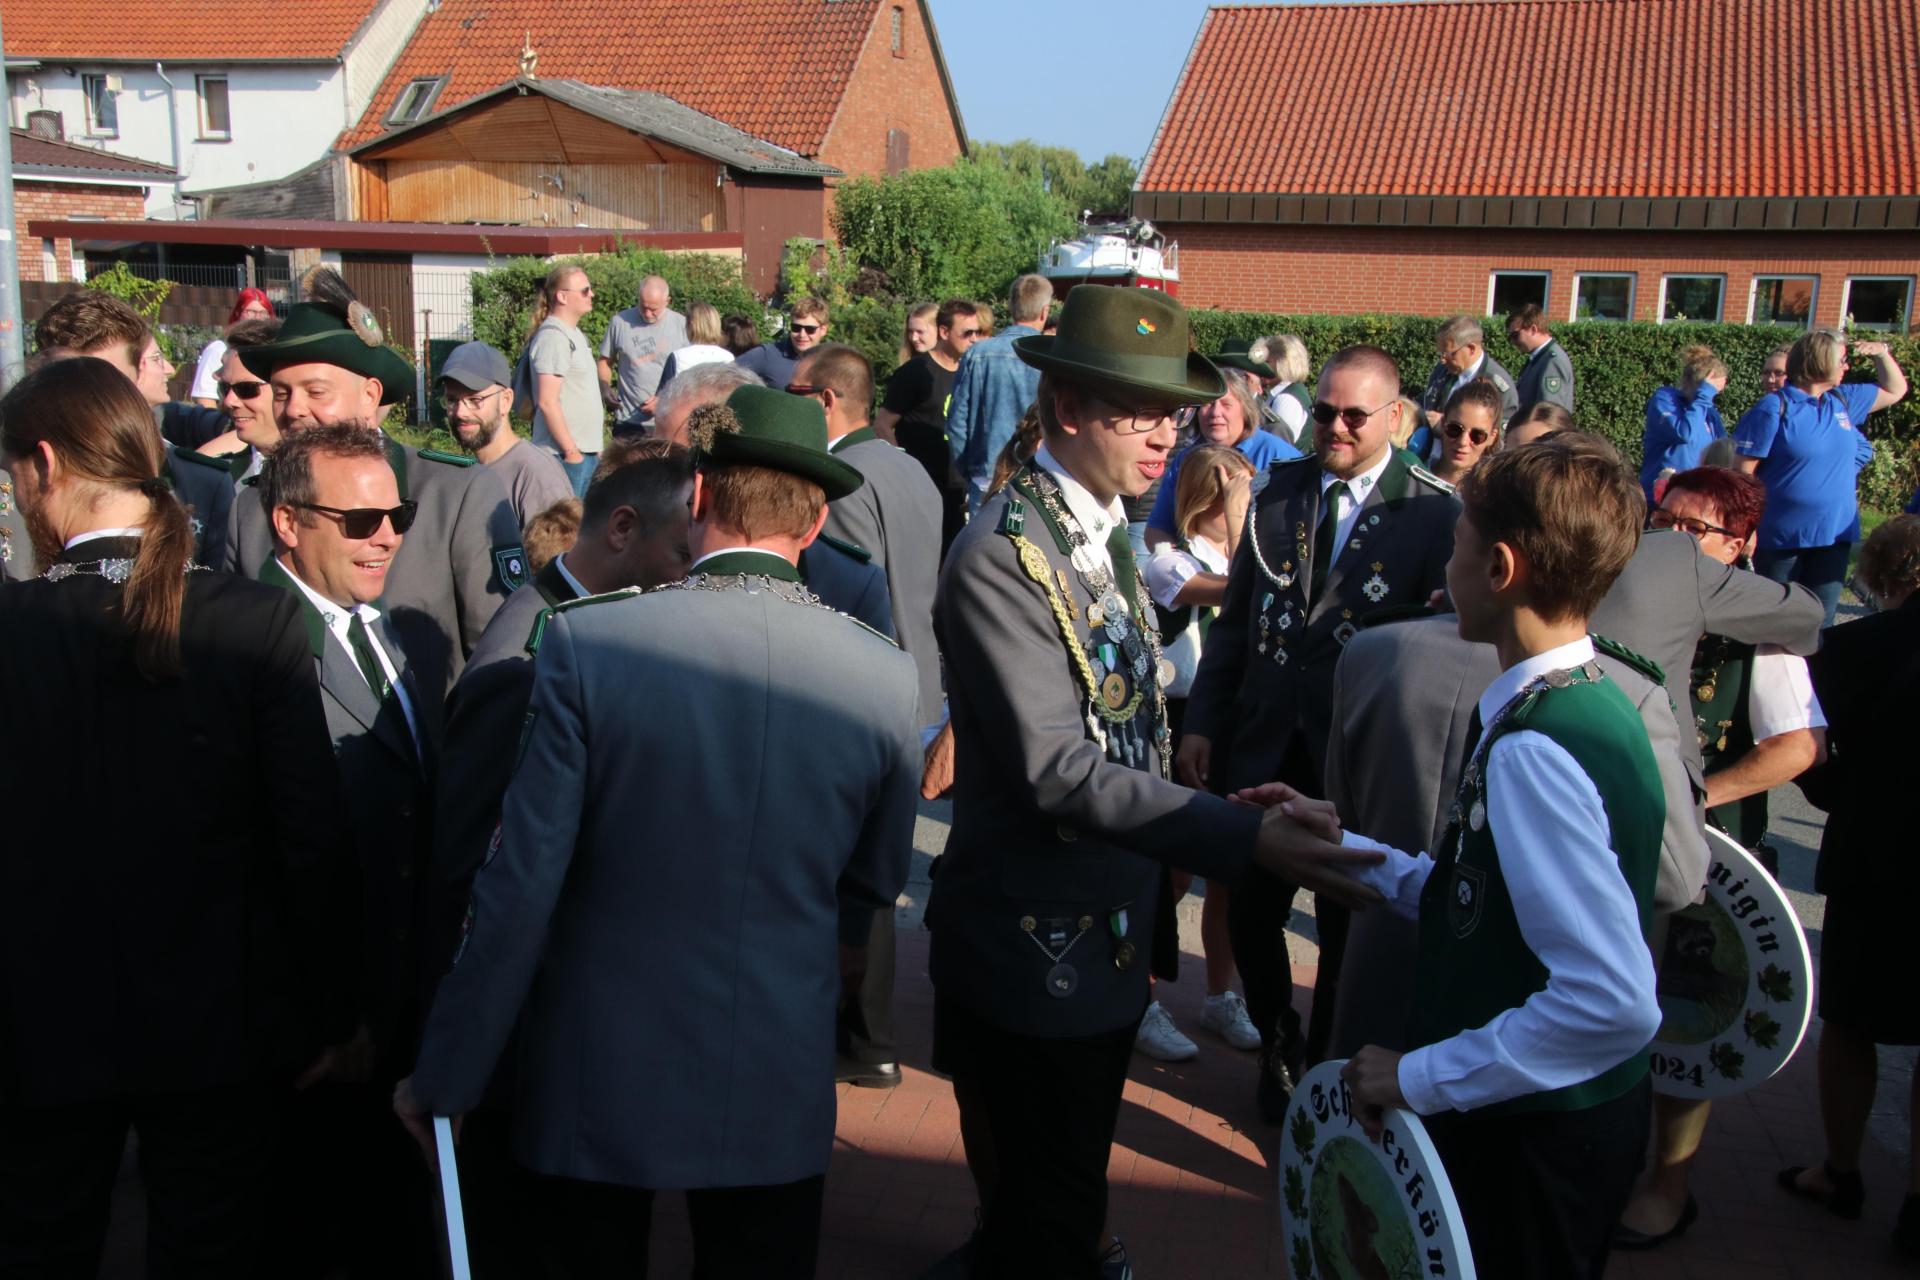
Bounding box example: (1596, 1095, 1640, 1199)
(1469, 798, 1486, 831)
(1362, 573, 1389, 603)
(1046, 962, 1079, 998)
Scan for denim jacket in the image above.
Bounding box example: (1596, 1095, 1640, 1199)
(946, 324, 1043, 487)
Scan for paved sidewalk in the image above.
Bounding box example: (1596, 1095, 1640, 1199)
(643, 924, 1918, 1278)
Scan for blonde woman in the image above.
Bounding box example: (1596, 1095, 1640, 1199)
(1260, 333, 1313, 445)
(656, 302, 734, 391)
(898, 302, 937, 365)
(1640, 344, 1729, 501)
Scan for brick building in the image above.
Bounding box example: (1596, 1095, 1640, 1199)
(1136, 0, 1920, 331)
(9, 127, 177, 281)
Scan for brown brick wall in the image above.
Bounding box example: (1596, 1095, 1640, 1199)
(815, 0, 965, 235)
(15, 181, 148, 283)
(1165, 223, 1920, 329)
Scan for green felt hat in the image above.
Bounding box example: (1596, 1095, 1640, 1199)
(1212, 337, 1275, 380)
(239, 301, 416, 405)
(1013, 287, 1223, 406)
(696, 384, 864, 501)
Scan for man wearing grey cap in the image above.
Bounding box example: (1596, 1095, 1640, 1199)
(442, 341, 574, 533)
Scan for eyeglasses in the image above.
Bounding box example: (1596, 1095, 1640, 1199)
(140, 348, 170, 368)
(1311, 401, 1392, 429)
(219, 378, 267, 402)
(442, 387, 506, 412)
(790, 323, 823, 336)
(1443, 421, 1493, 446)
(1648, 508, 1737, 539)
(785, 383, 828, 400)
(296, 500, 420, 539)
(1112, 406, 1184, 436)
(953, 328, 981, 340)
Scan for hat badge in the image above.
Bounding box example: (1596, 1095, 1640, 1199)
(1136, 317, 1157, 336)
(347, 300, 384, 348)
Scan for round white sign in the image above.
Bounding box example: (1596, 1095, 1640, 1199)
(1277, 1059, 1476, 1280)
(1649, 827, 1814, 1099)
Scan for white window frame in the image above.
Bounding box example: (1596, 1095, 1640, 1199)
(1570, 272, 1636, 322)
(1658, 273, 1727, 323)
(1747, 274, 1818, 328)
(196, 74, 231, 141)
(1486, 270, 1550, 317)
(81, 74, 118, 138)
(387, 78, 443, 126)
(1840, 275, 1915, 332)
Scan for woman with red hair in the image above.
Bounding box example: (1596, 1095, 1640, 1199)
(188, 287, 273, 407)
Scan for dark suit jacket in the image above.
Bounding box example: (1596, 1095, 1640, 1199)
(164, 444, 235, 569)
(261, 557, 442, 1072)
(0, 538, 353, 1107)
(1185, 450, 1458, 792)
(799, 535, 895, 638)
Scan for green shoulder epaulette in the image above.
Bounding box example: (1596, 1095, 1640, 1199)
(417, 447, 478, 467)
(817, 532, 871, 563)
(523, 588, 645, 656)
(1592, 633, 1666, 686)
(173, 447, 238, 472)
(1408, 464, 1457, 494)
(1360, 603, 1436, 629)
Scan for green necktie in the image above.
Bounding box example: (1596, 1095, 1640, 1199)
(347, 613, 392, 703)
(1104, 519, 1138, 606)
(1310, 480, 1347, 599)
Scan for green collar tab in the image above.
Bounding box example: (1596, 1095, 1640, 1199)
(698, 550, 802, 583)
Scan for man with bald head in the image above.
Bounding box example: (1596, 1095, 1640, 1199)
(598, 273, 687, 437)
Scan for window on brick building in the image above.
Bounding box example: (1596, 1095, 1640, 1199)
(886, 128, 911, 175)
(1842, 276, 1913, 332)
(1573, 273, 1634, 321)
(891, 6, 905, 56)
(1660, 275, 1724, 323)
(82, 75, 118, 138)
(1748, 276, 1816, 328)
(1488, 271, 1548, 317)
(197, 75, 231, 141)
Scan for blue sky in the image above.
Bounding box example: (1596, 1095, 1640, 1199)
(926, 0, 1219, 164)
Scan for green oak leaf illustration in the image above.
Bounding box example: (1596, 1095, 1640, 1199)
(1709, 1041, 1746, 1079)
(1291, 1233, 1315, 1280)
(1743, 1009, 1782, 1049)
(1283, 1164, 1307, 1218)
(1757, 963, 1793, 1003)
(1289, 1108, 1317, 1163)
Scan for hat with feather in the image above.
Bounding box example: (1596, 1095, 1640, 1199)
(238, 268, 415, 404)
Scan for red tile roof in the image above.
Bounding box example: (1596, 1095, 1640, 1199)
(340, 0, 882, 153)
(1139, 0, 1920, 199)
(1, 0, 384, 61)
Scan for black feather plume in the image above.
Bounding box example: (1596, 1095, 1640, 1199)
(301, 266, 360, 318)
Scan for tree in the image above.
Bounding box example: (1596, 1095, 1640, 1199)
(970, 140, 1139, 216)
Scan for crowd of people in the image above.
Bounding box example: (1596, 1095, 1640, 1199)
(0, 262, 1916, 1280)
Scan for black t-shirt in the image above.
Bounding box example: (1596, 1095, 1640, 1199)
(883, 352, 958, 488)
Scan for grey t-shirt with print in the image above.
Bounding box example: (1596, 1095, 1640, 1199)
(488, 438, 576, 532)
(529, 318, 605, 454)
(598, 307, 689, 423)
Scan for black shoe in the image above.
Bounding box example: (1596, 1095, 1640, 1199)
(1097, 1238, 1133, 1280)
(1256, 1042, 1296, 1126)
(1777, 1161, 1865, 1219)
(1613, 1195, 1698, 1250)
(836, 1057, 901, 1088)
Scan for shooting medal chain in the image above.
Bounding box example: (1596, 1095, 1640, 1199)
(40, 559, 208, 583)
(1449, 661, 1605, 835)
(1018, 465, 1172, 779)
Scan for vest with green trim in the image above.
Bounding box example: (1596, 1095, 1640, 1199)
(1690, 635, 1764, 848)
(1410, 664, 1664, 1115)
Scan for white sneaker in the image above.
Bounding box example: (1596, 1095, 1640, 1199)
(1134, 1001, 1199, 1061)
(1199, 991, 1262, 1051)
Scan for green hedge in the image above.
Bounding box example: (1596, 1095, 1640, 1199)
(1188, 311, 1920, 511)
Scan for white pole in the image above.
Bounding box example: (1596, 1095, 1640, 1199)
(433, 1116, 472, 1280)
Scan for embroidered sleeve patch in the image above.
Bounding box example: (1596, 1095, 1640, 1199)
(494, 545, 529, 592)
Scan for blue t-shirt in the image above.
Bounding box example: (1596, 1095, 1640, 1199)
(1639, 384, 1724, 501)
(1734, 383, 1881, 549)
(1146, 431, 1302, 533)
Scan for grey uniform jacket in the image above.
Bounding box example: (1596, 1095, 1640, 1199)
(926, 478, 1260, 1040)
(261, 557, 443, 1070)
(1513, 339, 1576, 417)
(1420, 354, 1519, 424)
(1323, 615, 1704, 1056)
(228, 438, 524, 698)
(824, 427, 945, 726)
(1184, 451, 1458, 793)
(411, 574, 921, 1190)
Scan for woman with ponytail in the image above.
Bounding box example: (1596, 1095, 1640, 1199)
(0, 355, 356, 1271)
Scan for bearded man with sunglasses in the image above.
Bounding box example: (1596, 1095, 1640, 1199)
(257, 424, 444, 1277)
(229, 270, 524, 698)
(1181, 345, 1461, 1120)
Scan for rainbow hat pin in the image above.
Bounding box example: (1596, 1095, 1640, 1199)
(1136, 317, 1157, 336)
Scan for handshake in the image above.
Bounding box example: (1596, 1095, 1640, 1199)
(1231, 780, 1386, 910)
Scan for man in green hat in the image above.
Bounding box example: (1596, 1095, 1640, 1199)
(396, 384, 922, 1276)
(229, 270, 524, 696)
(923, 286, 1382, 1277)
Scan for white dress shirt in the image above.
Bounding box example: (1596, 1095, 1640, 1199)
(1748, 644, 1827, 740)
(1035, 443, 1127, 582)
(1319, 448, 1393, 553)
(64, 527, 147, 550)
(280, 561, 421, 751)
(690, 546, 793, 573)
(553, 551, 591, 599)
(1338, 636, 1662, 1115)
(1449, 352, 1487, 400)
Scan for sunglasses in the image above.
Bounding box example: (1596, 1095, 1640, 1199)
(1505, 330, 1524, 344)
(1443, 421, 1493, 446)
(1311, 401, 1390, 429)
(219, 378, 268, 402)
(1648, 509, 1736, 539)
(296, 500, 420, 539)
(790, 322, 824, 335)
(785, 383, 828, 399)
